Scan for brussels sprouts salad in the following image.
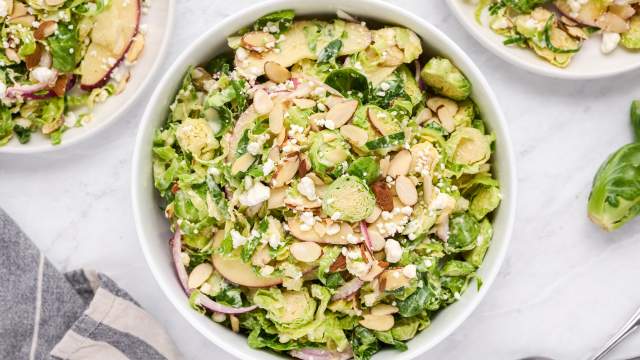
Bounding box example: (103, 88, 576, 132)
(153, 9, 502, 359)
(473, 0, 640, 67)
(0, 0, 145, 146)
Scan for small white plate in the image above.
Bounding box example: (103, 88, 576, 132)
(446, 0, 640, 79)
(0, 0, 175, 154)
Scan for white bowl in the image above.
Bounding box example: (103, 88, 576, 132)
(132, 1, 517, 358)
(0, 0, 175, 154)
(447, 0, 640, 79)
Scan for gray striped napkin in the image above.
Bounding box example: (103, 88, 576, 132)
(0, 208, 180, 360)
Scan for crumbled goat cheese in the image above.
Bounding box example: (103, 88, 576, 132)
(384, 239, 403, 263)
(601, 32, 621, 54)
(31, 67, 57, 84)
(262, 159, 275, 175)
(297, 177, 317, 200)
(231, 230, 247, 248)
(239, 182, 270, 207)
(403, 264, 417, 279)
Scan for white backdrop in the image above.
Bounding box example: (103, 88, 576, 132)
(1, 0, 640, 359)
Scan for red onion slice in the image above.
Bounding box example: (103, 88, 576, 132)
(359, 221, 373, 254)
(195, 292, 257, 314)
(6, 83, 49, 99)
(291, 348, 353, 360)
(170, 228, 190, 293)
(331, 277, 364, 301)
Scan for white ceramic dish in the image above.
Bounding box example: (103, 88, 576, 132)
(0, 0, 175, 154)
(131, 0, 517, 358)
(447, 0, 640, 79)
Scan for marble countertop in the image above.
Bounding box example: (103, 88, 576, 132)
(2, 0, 640, 359)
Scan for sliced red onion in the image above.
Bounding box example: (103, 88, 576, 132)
(331, 277, 364, 301)
(359, 221, 373, 254)
(291, 348, 353, 360)
(20, 75, 77, 100)
(170, 228, 190, 293)
(6, 82, 49, 99)
(195, 292, 257, 314)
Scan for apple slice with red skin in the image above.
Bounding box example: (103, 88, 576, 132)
(211, 231, 283, 288)
(79, 0, 140, 90)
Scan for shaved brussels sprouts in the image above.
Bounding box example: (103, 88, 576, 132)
(632, 100, 640, 142)
(446, 127, 493, 171)
(469, 186, 502, 220)
(446, 213, 480, 253)
(308, 130, 351, 177)
(347, 157, 380, 183)
(420, 57, 471, 101)
(621, 16, 640, 50)
(322, 175, 375, 222)
(588, 143, 640, 231)
(465, 219, 494, 267)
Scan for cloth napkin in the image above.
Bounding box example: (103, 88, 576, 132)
(0, 208, 180, 360)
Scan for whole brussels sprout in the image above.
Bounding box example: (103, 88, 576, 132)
(469, 186, 502, 220)
(446, 213, 480, 253)
(588, 143, 640, 231)
(322, 175, 375, 222)
(308, 130, 351, 177)
(420, 57, 471, 101)
(621, 16, 640, 50)
(632, 100, 640, 142)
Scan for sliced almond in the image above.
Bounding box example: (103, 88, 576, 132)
(272, 156, 299, 187)
(380, 46, 404, 67)
(275, 130, 286, 146)
(52, 74, 72, 97)
(415, 107, 432, 125)
(251, 245, 272, 266)
(423, 174, 433, 205)
(387, 150, 412, 177)
(297, 154, 311, 177)
(241, 31, 276, 52)
(359, 260, 388, 281)
(326, 99, 358, 128)
(253, 89, 274, 115)
(306, 172, 325, 186)
(609, 4, 636, 20)
(34, 20, 58, 40)
(268, 102, 284, 134)
(371, 304, 399, 315)
(292, 98, 316, 109)
(367, 107, 396, 136)
(371, 181, 394, 212)
(268, 146, 280, 162)
(4, 0, 13, 15)
(10, 15, 35, 27)
(231, 153, 255, 175)
(268, 187, 286, 209)
(566, 26, 589, 40)
(340, 124, 368, 147)
(187, 263, 213, 289)
(230, 315, 240, 333)
(10, 1, 26, 18)
(366, 227, 386, 251)
(308, 112, 326, 131)
(313, 222, 326, 237)
(396, 176, 417, 206)
(379, 156, 390, 177)
(437, 107, 456, 133)
(25, 43, 43, 69)
(560, 15, 578, 26)
(365, 206, 382, 224)
(596, 12, 629, 33)
(5, 48, 19, 63)
(290, 242, 323, 263)
(125, 33, 145, 64)
(380, 268, 411, 291)
(427, 97, 458, 115)
(324, 95, 345, 108)
(359, 314, 394, 332)
(264, 61, 291, 83)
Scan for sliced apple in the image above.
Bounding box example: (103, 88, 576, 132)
(211, 231, 283, 288)
(79, 0, 140, 90)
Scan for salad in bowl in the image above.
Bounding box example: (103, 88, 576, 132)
(474, 0, 640, 68)
(0, 0, 145, 146)
(151, 9, 503, 360)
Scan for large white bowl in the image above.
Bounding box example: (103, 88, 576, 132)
(0, 0, 175, 154)
(132, 1, 517, 358)
(447, 0, 640, 79)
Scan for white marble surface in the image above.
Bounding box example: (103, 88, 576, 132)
(2, 0, 640, 359)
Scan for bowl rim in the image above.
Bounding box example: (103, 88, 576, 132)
(0, 0, 177, 154)
(132, 1, 517, 358)
(445, 0, 640, 80)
